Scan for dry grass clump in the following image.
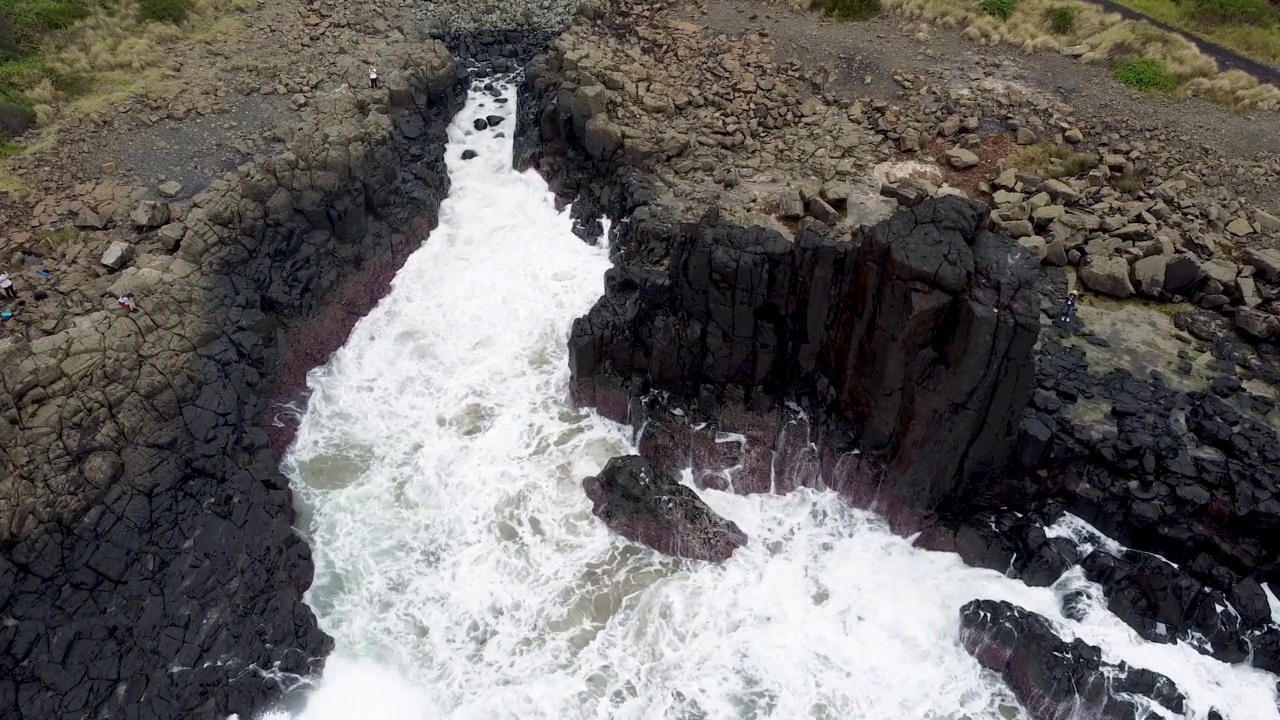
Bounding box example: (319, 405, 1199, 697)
(878, 0, 1279, 109)
(1006, 140, 1100, 177)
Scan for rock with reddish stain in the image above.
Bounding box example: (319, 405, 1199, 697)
(583, 455, 748, 563)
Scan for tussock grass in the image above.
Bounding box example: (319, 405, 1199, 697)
(875, 0, 1280, 109)
(0, 0, 243, 138)
(1007, 140, 1100, 177)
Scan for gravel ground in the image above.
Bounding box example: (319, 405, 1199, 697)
(687, 0, 1280, 212)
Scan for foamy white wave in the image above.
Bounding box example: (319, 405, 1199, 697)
(269, 81, 1280, 720)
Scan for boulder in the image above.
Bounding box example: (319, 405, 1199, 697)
(806, 196, 838, 225)
(777, 190, 804, 219)
(158, 222, 186, 251)
(961, 599, 1186, 720)
(74, 210, 107, 229)
(1226, 217, 1254, 237)
(1254, 209, 1280, 233)
(1163, 254, 1204, 295)
(1131, 255, 1168, 297)
(1018, 236, 1047, 263)
(157, 180, 184, 198)
(1229, 578, 1272, 630)
(129, 200, 170, 228)
(1202, 259, 1239, 291)
(99, 241, 135, 270)
(946, 147, 980, 170)
(1079, 256, 1134, 298)
(583, 455, 748, 563)
(1235, 307, 1279, 340)
(1244, 248, 1280, 282)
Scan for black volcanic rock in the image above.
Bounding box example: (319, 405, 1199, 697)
(1081, 550, 1252, 663)
(961, 599, 1186, 720)
(567, 197, 1040, 515)
(583, 455, 747, 563)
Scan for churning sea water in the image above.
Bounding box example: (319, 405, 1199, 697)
(265, 78, 1279, 720)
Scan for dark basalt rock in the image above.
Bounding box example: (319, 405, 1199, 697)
(583, 455, 748, 563)
(960, 599, 1187, 720)
(916, 505, 1080, 588)
(0, 45, 469, 720)
(1017, 299, 1280, 604)
(1080, 550, 1255, 664)
(566, 196, 1041, 517)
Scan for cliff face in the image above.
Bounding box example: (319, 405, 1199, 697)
(0, 42, 465, 720)
(567, 197, 1041, 514)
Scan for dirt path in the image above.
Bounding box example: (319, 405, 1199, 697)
(689, 0, 1280, 194)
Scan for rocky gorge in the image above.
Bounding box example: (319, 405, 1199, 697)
(1, 0, 1280, 717)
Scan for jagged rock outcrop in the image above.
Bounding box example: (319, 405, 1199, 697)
(961, 599, 1188, 720)
(0, 40, 464, 720)
(583, 455, 747, 562)
(567, 196, 1040, 515)
(1021, 321, 1280, 601)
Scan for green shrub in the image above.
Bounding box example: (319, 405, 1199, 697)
(139, 0, 192, 23)
(1188, 0, 1275, 24)
(979, 0, 1016, 19)
(1113, 57, 1177, 91)
(1047, 5, 1077, 33)
(814, 0, 882, 20)
(6, 1, 89, 56)
(0, 92, 36, 138)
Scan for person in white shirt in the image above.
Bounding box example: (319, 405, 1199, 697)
(117, 296, 136, 311)
(369, 67, 379, 89)
(0, 272, 15, 300)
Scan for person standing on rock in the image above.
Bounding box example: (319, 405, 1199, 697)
(0, 272, 15, 300)
(369, 66, 379, 89)
(1060, 290, 1079, 322)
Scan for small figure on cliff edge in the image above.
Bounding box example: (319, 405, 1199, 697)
(369, 67, 379, 89)
(117, 296, 136, 312)
(0, 272, 15, 300)
(1060, 290, 1079, 323)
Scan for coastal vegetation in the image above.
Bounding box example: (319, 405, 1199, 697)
(0, 0, 228, 141)
(802, 0, 1280, 109)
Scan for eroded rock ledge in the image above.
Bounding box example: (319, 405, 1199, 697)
(0, 41, 465, 720)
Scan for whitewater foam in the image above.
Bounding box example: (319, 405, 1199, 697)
(267, 80, 1279, 720)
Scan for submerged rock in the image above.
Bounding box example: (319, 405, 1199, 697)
(961, 599, 1186, 720)
(583, 455, 748, 563)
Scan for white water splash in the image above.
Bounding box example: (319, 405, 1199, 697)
(266, 80, 1279, 720)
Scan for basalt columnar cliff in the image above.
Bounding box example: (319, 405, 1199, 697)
(516, 31, 1044, 527)
(0, 42, 465, 720)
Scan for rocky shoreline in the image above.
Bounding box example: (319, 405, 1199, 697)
(0, 38, 467, 720)
(2, 0, 1280, 717)
(515, 4, 1280, 717)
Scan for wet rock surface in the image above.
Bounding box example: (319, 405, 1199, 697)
(961, 599, 1188, 720)
(564, 195, 1040, 519)
(0, 41, 466, 720)
(583, 455, 748, 562)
